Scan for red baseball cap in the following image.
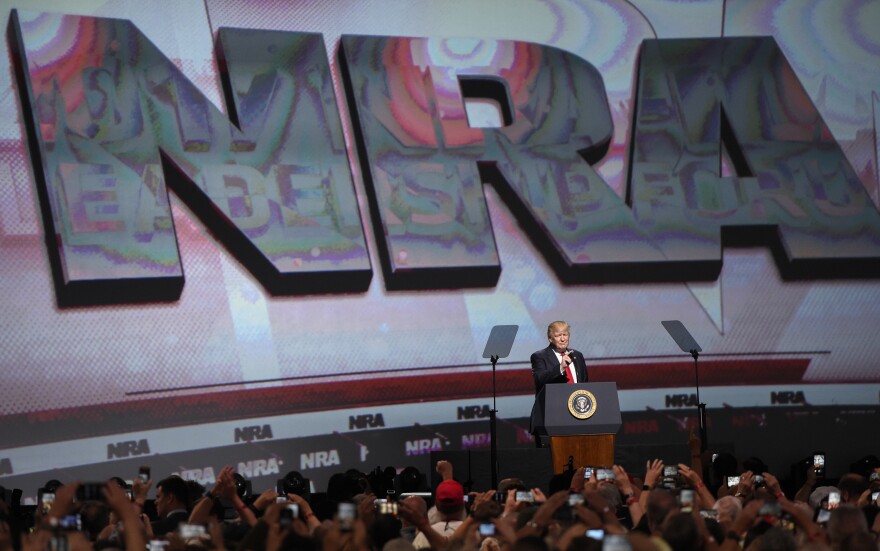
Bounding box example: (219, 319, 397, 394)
(435, 479, 464, 506)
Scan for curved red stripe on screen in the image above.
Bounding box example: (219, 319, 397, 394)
(2, 359, 811, 448)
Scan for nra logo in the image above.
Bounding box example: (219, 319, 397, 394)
(405, 438, 444, 456)
(457, 405, 492, 420)
(770, 391, 806, 405)
(461, 433, 491, 449)
(107, 439, 150, 459)
(237, 457, 282, 478)
(234, 424, 274, 442)
(349, 413, 385, 430)
(0, 458, 12, 475)
(11, 10, 880, 307)
(175, 467, 216, 485)
(665, 394, 699, 408)
(300, 450, 340, 470)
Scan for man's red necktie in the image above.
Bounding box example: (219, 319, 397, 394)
(565, 364, 574, 383)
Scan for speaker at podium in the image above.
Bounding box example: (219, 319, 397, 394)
(532, 382, 622, 472)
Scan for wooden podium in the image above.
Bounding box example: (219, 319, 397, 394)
(533, 382, 622, 473)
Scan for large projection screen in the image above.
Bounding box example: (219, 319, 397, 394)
(0, 0, 878, 496)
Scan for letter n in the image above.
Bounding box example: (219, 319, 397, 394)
(9, 10, 371, 306)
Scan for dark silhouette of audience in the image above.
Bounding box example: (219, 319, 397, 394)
(0, 441, 878, 551)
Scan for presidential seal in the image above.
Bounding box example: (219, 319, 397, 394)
(567, 389, 597, 419)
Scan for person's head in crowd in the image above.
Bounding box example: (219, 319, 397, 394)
(368, 466, 397, 498)
(399, 495, 427, 540)
(78, 500, 109, 541)
(827, 505, 869, 548)
(703, 518, 724, 547)
(564, 535, 602, 551)
(369, 513, 403, 550)
(753, 484, 777, 502)
(108, 477, 127, 490)
(382, 538, 416, 551)
(549, 471, 575, 495)
(809, 485, 840, 510)
(646, 488, 678, 535)
(185, 479, 206, 508)
(498, 477, 526, 495)
(660, 512, 700, 551)
(352, 493, 372, 507)
(470, 498, 501, 523)
(837, 474, 868, 504)
(838, 531, 877, 551)
(511, 535, 550, 551)
(279, 530, 318, 551)
(848, 455, 880, 479)
(155, 476, 189, 517)
(713, 495, 741, 525)
(742, 519, 774, 549)
(43, 479, 63, 492)
(747, 526, 797, 551)
(327, 472, 364, 503)
(434, 479, 465, 519)
(515, 506, 538, 530)
(598, 483, 622, 511)
(712, 453, 738, 480)
(743, 457, 769, 476)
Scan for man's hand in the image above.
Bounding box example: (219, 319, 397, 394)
(570, 467, 586, 492)
(561, 351, 572, 367)
(398, 498, 430, 531)
(252, 489, 280, 511)
(762, 472, 783, 498)
(531, 491, 568, 527)
(613, 465, 634, 496)
(677, 464, 702, 487)
(104, 482, 132, 518)
(644, 459, 664, 489)
(132, 473, 152, 503)
(471, 490, 496, 510)
(436, 460, 454, 481)
(730, 499, 763, 537)
(212, 466, 237, 501)
(734, 471, 754, 498)
(357, 494, 376, 527)
(47, 483, 79, 521)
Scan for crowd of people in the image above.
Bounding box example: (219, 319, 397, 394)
(0, 442, 878, 551)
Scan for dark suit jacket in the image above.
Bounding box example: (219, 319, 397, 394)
(151, 510, 190, 537)
(529, 345, 588, 433)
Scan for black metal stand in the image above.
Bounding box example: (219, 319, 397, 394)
(662, 320, 708, 452)
(490, 354, 499, 490)
(481, 325, 518, 491)
(691, 349, 708, 452)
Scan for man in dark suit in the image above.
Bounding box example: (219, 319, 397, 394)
(529, 320, 588, 445)
(151, 476, 190, 536)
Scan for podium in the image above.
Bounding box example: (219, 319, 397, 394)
(533, 382, 622, 473)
